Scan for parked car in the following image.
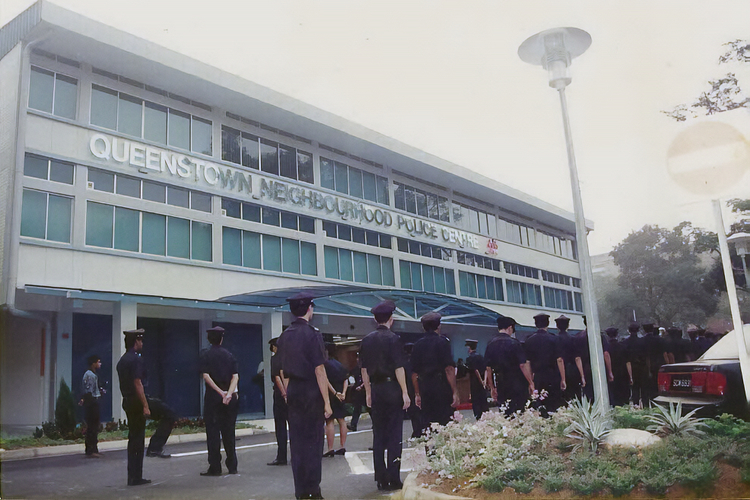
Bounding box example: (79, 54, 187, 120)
(656, 326, 750, 419)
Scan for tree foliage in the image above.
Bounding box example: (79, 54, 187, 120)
(55, 379, 77, 439)
(663, 40, 750, 121)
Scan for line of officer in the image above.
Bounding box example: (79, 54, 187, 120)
(276, 292, 332, 500)
(268, 337, 288, 466)
(484, 316, 534, 416)
(465, 339, 489, 420)
(524, 313, 566, 415)
(199, 326, 239, 476)
(360, 300, 410, 491)
(116, 328, 176, 487)
(410, 312, 460, 435)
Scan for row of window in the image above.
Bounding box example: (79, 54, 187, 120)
(222, 227, 317, 276)
(397, 238, 452, 261)
(453, 201, 496, 236)
(393, 182, 450, 222)
(505, 262, 539, 279)
(320, 157, 389, 206)
(222, 198, 315, 233)
(399, 260, 457, 295)
(457, 251, 502, 271)
(21, 189, 72, 243)
(324, 246, 395, 286)
(459, 271, 504, 302)
(322, 221, 391, 249)
(24, 154, 75, 184)
(221, 126, 314, 184)
(29, 66, 77, 120)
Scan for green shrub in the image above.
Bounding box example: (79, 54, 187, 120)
(741, 464, 750, 484)
(508, 479, 533, 494)
(565, 396, 611, 453)
(542, 474, 565, 493)
(675, 458, 717, 494)
(704, 413, 750, 438)
(54, 379, 77, 439)
(482, 470, 507, 493)
(643, 470, 674, 495)
(647, 401, 707, 436)
(605, 469, 638, 497)
(611, 404, 653, 430)
(570, 470, 606, 496)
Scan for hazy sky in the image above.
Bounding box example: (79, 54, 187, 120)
(2, 0, 750, 255)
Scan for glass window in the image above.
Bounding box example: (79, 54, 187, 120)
(400, 261, 412, 289)
(167, 217, 190, 258)
(297, 151, 314, 184)
(405, 187, 416, 214)
(279, 144, 297, 180)
(376, 176, 389, 205)
(427, 193, 439, 220)
(338, 225, 351, 241)
(410, 262, 423, 291)
(349, 168, 363, 199)
(446, 271, 456, 295)
(142, 181, 166, 203)
(142, 212, 166, 255)
(167, 186, 189, 208)
(242, 231, 261, 268)
(191, 192, 211, 213)
(339, 249, 353, 281)
(24, 154, 48, 179)
(260, 139, 279, 175)
(222, 227, 241, 265)
(54, 74, 78, 120)
(434, 268, 446, 294)
(114, 207, 139, 252)
(495, 279, 504, 301)
(365, 230, 379, 247)
(191, 221, 212, 261)
(324, 246, 339, 279)
(222, 126, 241, 164)
(301, 241, 317, 276)
(91, 85, 118, 130)
(422, 265, 434, 292)
(439, 197, 450, 222)
(86, 202, 114, 248)
(243, 231, 261, 268)
(144, 102, 168, 144)
(323, 220, 336, 237)
(367, 254, 382, 285)
(363, 172, 377, 203)
(476, 274, 487, 298)
(88, 169, 114, 192)
(29, 67, 54, 113)
(416, 191, 428, 217)
(380, 234, 391, 249)
(394, 183, 405, 211)
(118, 94, 143, 137)
(46, 195, 71, 243)
(353, 252, 368, 283)
(222, 198, 240, 218)
(168, 109, 190, 150)
(320, 158, 335, 190)
(116, 175, 141, 198)
(281, 212, 297, 230)
(459, 271, 469, 297)
(299, 216, 315, 234)
(242, 203, 261, 222)
(263, 235, 281, 271)
(334, 162, 348, 194)
(49, 160, 74, 184)
(262, 207, 280, 227)
(242, 133, 260, 169)
(352, 228, 366, 244)
(397, 238, 409, 253)
(20, 189, 47, 239)
(192, 117, 212, 155)
(382, 258, 395, 286)
(282, 238, 300, 274)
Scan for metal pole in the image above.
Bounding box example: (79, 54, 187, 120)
(713, 200, 750, 403)
(558, 88, 610, 408)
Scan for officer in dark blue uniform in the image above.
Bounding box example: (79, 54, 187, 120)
(199, 326, 239, 476)
(624, 322, 649, 406)
(116, 329, 177, 486)
(276, 292, 332, 500)
(360, 300, 410, 491)
(605, 327, 630, 406)
(465, 339, 489, 420)
(524, 313, 566, 415)
(642, 321, 666, 405)
(268, 337, 288, 466)
(555, 315, 585, 403)
(484, 316, 535, 417)
(402, 342, 423, 438)
(410, 312, 459, 435)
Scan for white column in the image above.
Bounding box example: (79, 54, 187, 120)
(262, 312, 283, 417)
(111, 300, 137, 422)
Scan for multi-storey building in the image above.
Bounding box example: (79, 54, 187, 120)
(0, 2, 589, 429)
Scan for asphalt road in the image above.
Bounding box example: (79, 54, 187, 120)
(1, 419, 423, 500)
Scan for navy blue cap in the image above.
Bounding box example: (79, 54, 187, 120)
(268, 337, 278, 345)
(287, 291, 315, 303)
(123, 328, 145, 337)
(555, 315, 570, 322)
(206, 326, 225, 333)
(534, 313, 550, 319)
(628, 322, 640, 331)
(465, 339, 479, 346)
(605, 327, 619, 336)
(420, 311, 441, 325)
(370, 300, 396, 315)
(497, 316, 516, 329)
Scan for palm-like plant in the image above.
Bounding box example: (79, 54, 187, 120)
(565, 396, 612, 453)
(646, 401, 707, 436)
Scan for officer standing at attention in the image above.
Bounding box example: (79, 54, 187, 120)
(465, 339, 489, 420)
(199, 326, 239, 476)
(116, 329, 176, 487)
(623, 322, 648, 407)
(524, 313, 566, 415)
(484, 316, 535, 416)
(360, 300, 411, 491)
(411, 312, 460, 435)
(268, 337, 288, 466)
(555, 315, 585, 403)
(276, 292, 332, 500)
(605, 327, 630, 406)
(641, 321, 666, 405)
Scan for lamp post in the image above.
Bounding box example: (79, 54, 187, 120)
(728, 232, 750, 288)
(518, 28, 609, 408)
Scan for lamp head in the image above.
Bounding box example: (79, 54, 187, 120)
(518, 27, 591, 89)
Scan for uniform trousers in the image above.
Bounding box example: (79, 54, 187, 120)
(497, 386, 528, 417)
(470, 387, 489, 421)
(123, 396, 176, 483)
(631, 365, 649, 406)
(532, 372, 564, 417)
(272, 389, 288, 462)
(418, 376, 453, 434)
(84, 396, 100, 455)
(204, 393, 238, 472)
(287, 378, 324, 499)
(370, 380, 404, 486)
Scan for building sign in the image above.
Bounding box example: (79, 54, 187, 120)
(88, 132, 480, 249)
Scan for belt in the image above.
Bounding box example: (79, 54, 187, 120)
(371, 376, 394, 384)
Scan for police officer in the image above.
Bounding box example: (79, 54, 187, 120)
(411, 312, 459, 435)
(484, 316, 534, 417)
(623, 322, 648, 407)
(403, 342, 423, 438)
(605, 327, 630, 406)
(465, 339, 489, 420)
(360, 300, 410, 491)
(276, 292, 332, 500)
(555, 315, 585, 403)
(268, 337, 288, 466)
(524, 313, 566, 415)
(642, 321, 666, 405)
(116, 329, 176, 487)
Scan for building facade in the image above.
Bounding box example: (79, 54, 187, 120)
(0, 2, 589, 430)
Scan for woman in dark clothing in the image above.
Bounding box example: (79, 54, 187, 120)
(323, 344, 348, 456)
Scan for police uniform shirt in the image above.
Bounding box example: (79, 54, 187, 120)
(484, 333, 527, 391)
(410, 331, 452, 378)
(116, 349, 145, 400)
(360, 325, 405, 381)
(465, 352, 486, 393)
(557, 332, 580, 366)
(644, 334, 666, 369)
(624, 334, 648, 367)
(324, 357, 348, 393)
(523, 330, 562, 381)
(270, 352, 283, 394)
(277, 318, 326, 380)
(607, 338, 629, 378)
(199, 345, 238, 393)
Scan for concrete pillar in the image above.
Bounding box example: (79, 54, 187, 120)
(111, 300, 137, 422)
(262, 312, 283, 417)
(55, 306, 73, 404)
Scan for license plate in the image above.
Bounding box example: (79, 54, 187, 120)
(672, 376, 691, 389)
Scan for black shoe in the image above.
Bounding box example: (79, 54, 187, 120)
(334, 448, 346, 455)
(267, 459, 287, 466)
(387, 480, 404, 490)
(376, 481, 387, 491)
(146, 449, 171, 458)
(200, 469, 222, 477)
(347, 424, 357, 431)
(128, 478, 151, 486)
(228, 469, 238, 474)
(322, 449, 335, 458)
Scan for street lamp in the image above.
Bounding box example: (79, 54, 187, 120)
(518, 28, 609, 408)
(728, 232, 750, 288)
